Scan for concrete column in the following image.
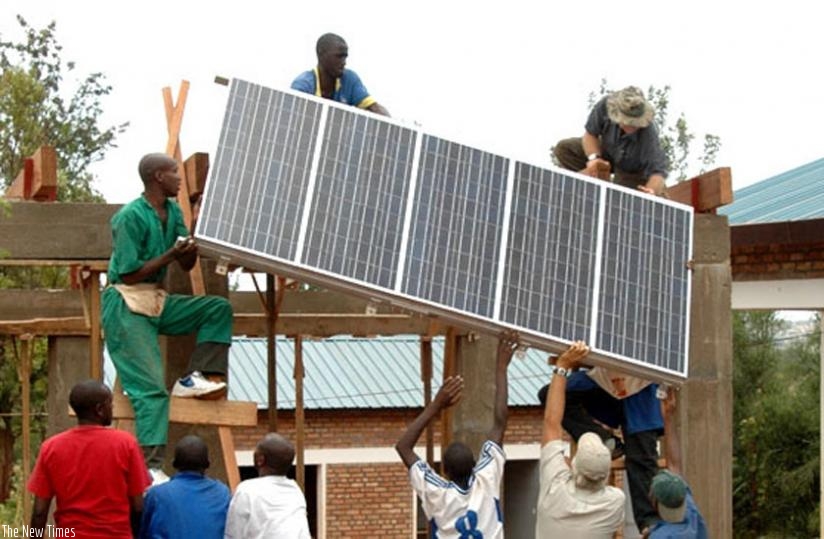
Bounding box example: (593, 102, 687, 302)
(680, 213, 733, 538)
(453, 334, 498, 456)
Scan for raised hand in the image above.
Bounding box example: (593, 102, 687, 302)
(434, 376, 464, 410)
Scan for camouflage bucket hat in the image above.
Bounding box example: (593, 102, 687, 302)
(606, 86, 654, 128)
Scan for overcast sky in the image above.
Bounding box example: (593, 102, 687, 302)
(3, 0, 823, 205)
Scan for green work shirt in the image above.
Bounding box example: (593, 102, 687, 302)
(107, 196, 189, 284)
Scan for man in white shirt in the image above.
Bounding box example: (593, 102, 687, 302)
(224, 433, 310, 539)
(395, 333, 518, 538)
(536, 342, 625, 539)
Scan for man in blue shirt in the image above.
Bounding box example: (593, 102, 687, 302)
(646, 389, 708, 538)
(140, 435, 231, 539)
(291, 33, 390, 116)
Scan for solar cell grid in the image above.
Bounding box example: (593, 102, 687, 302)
(501, 164, 600, 341)
(401, 136, 508, 318)
(302, 107, 416, 288)
(196, 80, 694, 381)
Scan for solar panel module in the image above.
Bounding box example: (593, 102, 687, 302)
(196, 79, 693, 382)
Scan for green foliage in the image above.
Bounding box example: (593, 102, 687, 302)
(585, 79, 722, 182)
(733, 312, 820, 538)
(0, 15, 126, 200)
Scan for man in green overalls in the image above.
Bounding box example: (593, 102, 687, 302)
(102, 153, 233, 485)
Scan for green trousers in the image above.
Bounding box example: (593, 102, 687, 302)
(101, 287, 233, 446)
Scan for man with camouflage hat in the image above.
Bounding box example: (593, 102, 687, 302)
(554, 86, 668, 196)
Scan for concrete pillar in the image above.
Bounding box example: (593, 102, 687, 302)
(453, 334, 498, 456)
(680, 213, 733, 538)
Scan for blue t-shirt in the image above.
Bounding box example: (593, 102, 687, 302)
(566, 371, 663, 435)
(140, 472, 232, 539)
(649, 490, 709, 539)
(291, 67, 376, 109)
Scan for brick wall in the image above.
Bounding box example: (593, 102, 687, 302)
(732, 241, 824, 280)
(233, 407, 542, 537)
(730, 219, 824, 280)
(233, 406, 543, 451)
(325, 463, 412, 538)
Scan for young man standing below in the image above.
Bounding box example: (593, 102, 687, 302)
(28, 380, 150, 538)
(395, 333, 518, 538)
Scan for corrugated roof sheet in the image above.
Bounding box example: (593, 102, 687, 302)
(106, 336, 552, 410)
(229, 336, 550, 409)
(719, 157, 824, 224)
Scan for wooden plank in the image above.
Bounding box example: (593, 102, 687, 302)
(18, 335, 33, 524)
(666, 167, 733, 212)
(267, 274, 278, 431)
(440, 327, 458, 474)
(99, 392, 258, 427)
(0, 317, 89, 336)
(88, 272, 102, 380)
(233, 313, 452, 336)
(4, 146, 57, 201)
(219, 426, 241, 492)
(0, 202, 120, 259)
(184, 153, 209, 202)
(0, 313, 456, 337)
(294, 336, 305, 492)
(421, 337, 434, 467)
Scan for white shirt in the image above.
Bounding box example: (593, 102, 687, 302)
(535, 440, 625, 539)
(409, 440, 505, 539)
(224, 475, 311, 539)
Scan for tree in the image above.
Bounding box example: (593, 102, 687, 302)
(732, 311, 820, 537)
(582, 78, 722, 182)
(0, 15, 127, 201)
(0, 15, 125, 510)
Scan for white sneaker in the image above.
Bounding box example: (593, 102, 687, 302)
(171, 371, 227, 399)
(149, 468, 170, 486)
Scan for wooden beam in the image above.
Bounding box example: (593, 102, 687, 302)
(184, 153, 209, 202)
(666, 167, 733, 212)
(267, 274, 278, 432)
(87, 392, 259, 427)
(0, 317, 89, 336)
(421, 337, 434, 467)
(219, 426, 241, 492)
(294, 336, 305, 492)
(233, 313, 451, 336)
(18, 335, 33, 524)
(0, 202, 119, 260)
(4, 146, 57, 201)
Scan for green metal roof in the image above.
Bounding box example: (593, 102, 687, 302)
(719, 157, 824, 224)
(228, 336, 550, 410)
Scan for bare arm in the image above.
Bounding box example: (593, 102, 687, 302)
(580, 132, 611, 178)
(395, 376, 463, 468)
(30, 496, 51, 535)
(541, 341, 590, 446)
(638, 173, 667, 197)
(368, 102, 390, 116)
(488, 332, 518, 446)
(130, 493, 144, 537)
(661, 387, 682, 475)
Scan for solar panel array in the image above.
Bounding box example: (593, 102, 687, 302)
(197, 79, 693, 381)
